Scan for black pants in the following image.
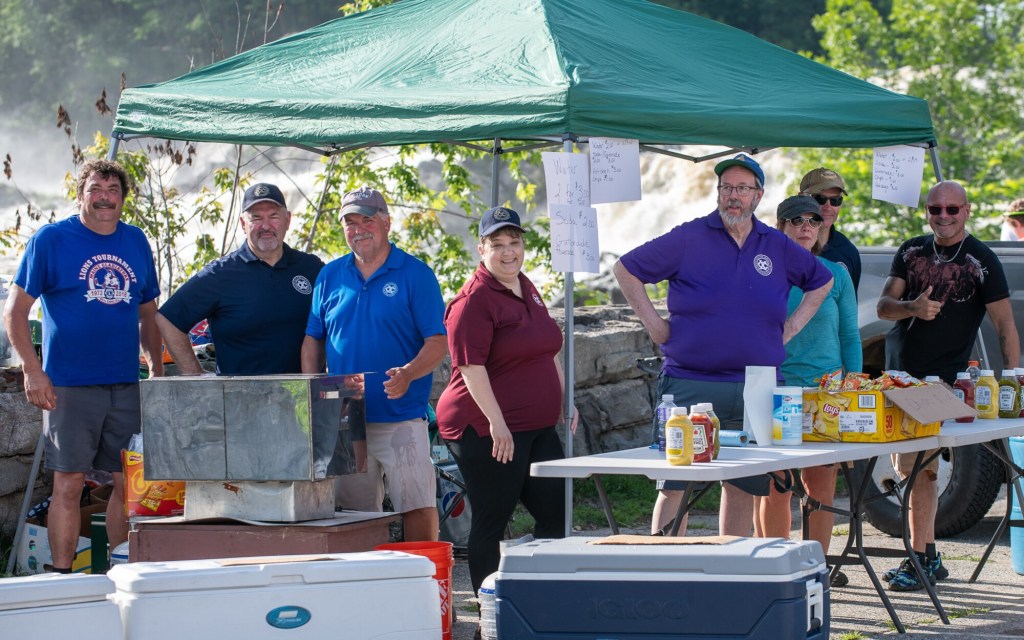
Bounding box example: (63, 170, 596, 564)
(445, 426, 566, 594)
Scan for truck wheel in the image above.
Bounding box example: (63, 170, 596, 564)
(847, 443, 1003, 538)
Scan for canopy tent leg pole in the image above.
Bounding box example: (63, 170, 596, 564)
(561, 135, 576, 538)
(928, 144, 944, 182)
(490, 138, 502, 207)
(107, 134, 121, 160)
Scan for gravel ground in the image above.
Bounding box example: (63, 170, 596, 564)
(449, 488, 1024, 639)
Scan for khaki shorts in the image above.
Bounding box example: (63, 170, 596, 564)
(892, 449, 940, 482)
(336, 418, 436, 513)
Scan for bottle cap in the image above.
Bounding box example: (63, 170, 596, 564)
(690, 405, 706, 414)
(670, 407, 688, 416)
(661, 394, 674, 402)
(968, 360, 980, 366)
(1003, 369, 1017, 377)
(1016, 368, 1024, 376)
(956, 372, 970, 379)
(981, 369, 995, 377)
(924, 376, 941, 383)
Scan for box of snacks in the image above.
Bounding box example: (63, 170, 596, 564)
(802, 371, 974, 443)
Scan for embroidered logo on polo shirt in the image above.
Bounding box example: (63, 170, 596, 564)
(382, 282, 398, 297)
(80, 255, 135, 305)
(532, 292, 543, 306)
(753, 254, 773, 276)
(292, 275, 312, 295)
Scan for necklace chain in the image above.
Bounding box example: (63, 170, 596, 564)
(932, 234, 968, 264)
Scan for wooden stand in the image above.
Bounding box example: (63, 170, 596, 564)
(129, 512, 398, 562)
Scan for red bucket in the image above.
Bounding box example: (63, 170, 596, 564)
(376, 541, 454, 640)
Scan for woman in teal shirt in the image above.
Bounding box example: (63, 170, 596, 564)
(761, 195, 861, 587)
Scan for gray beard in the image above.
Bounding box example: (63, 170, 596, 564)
(721, 210, 751, 228)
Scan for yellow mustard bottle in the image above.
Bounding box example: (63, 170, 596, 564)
(665, 407, 693, 466)
(975, 369, 1000, 419)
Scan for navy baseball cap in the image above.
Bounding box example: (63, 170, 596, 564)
(241, 183, 286, 212)
(479, 207, 525, 237)
(341, 187, 389, 217)
(714, 153, 765, 187)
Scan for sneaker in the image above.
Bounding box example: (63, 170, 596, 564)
(829, 569, 849, 588)
(928, 553, 949, 581)
(886, 558, 936, 592)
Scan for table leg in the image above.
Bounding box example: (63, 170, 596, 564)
(900, 450, 949, 624)
(592, 475, 619, 535)
(971, 438, 1024, 582)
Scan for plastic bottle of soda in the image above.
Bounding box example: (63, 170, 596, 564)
(665, 407, 693, 466)
(975, 370, 1000, 419)
(689, 405, 714, 463)
(952, 372, 975, 423)
(998, 369, 1021, 418)
(655, 394, 676, 452)
(966, 360, 982, 386)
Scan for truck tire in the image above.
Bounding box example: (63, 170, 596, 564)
(847, 443, 1003, 538)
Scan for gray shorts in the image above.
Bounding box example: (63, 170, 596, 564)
(655, 376, 771, 496)
(44, 384, 141, 474)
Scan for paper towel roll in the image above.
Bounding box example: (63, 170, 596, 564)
(719, 430, 749, 447)
(744, 365, 776, 447)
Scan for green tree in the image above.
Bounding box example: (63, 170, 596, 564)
(794, 0, 1024, 245)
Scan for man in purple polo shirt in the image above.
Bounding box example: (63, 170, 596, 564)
(613, 153, 833, 537)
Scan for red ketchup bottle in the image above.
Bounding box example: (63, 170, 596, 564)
(953, 372, 975, 423)
(1017, 368, 1024, 418)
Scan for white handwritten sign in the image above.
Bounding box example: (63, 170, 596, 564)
(872, 145, 925, 208)
(549, 204, 600, 273)
(589, 137, 641, 204)
(542, 152, 590, 206)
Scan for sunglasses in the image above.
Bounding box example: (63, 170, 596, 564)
(788, 216, 823, 228)
(811, 194, 843, 207)
(927, 205, 963, 216)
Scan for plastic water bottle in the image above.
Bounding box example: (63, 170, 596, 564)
(479, 572, 498, 640)
(655, 394, 676, 452)
(966, 360, 981, 386)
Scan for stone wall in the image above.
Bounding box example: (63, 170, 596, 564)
(0, 304, 661, 536)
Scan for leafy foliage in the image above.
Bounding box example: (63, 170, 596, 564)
(794, 0, 1024, 245)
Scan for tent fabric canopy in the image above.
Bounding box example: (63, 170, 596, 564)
(112, 0, 936, 151)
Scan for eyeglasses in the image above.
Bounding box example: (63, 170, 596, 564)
(927, 205, 964, 216)
(788, 216, 823, 228)
(717, 185, 760, 196)
(811, 194, 843, 207)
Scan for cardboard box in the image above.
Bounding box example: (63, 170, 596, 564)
(16, 523, 92, 575)
(122, 450, 186, 517)
(802, 384, 974, 443)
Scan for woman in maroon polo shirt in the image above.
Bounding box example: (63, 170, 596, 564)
(436, 206, 577, 595)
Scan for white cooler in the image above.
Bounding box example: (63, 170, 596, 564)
(0, 573, 123, 639)
(107, 551, 440, 639)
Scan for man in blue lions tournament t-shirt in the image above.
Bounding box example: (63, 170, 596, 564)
(4, 159, 163, 573)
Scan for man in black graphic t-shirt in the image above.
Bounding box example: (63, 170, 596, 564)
(878, 180, 1019, 591)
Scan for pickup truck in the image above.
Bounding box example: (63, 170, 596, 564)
(853, 241, 1024, 537)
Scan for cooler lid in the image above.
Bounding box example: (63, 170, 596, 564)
(498, 537, 823, 577)
(107, 551, 434, 593)
(0, 574, 115, 611)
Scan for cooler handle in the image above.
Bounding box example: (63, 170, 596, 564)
(806, 578, 824, 633)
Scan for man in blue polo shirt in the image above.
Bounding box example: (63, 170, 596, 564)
(302, 187, 447, 542)
(613, 153, 833, 537)
(157, 182, 324, 375)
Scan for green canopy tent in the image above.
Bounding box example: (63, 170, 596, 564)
(106, 0, 939, 545)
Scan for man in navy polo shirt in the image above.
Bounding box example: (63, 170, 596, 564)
(302, 187, 447, 542)
(800, 167, 861, 293)
(157, 182, 324, 375)
(613, 153, 833, 537)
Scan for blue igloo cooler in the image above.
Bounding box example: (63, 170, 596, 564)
(495, 536, 828, 640)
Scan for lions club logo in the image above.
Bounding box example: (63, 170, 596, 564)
(253, 184, 270, 197)
(382, 282, 398, 297)
(292, 275, 312, 295)
(493, 208, 512, 221)
(532, 292, 543, 306)
(83, 259, 133, 305)
(753, 254, 773, 276)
